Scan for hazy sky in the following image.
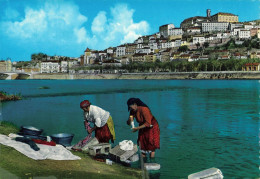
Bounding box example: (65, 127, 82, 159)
(0, 0, 259, 61)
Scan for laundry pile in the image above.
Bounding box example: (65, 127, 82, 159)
(0, 125, 80, 160)
(110, 140, 139, 164)
(0, 134, 80, 160)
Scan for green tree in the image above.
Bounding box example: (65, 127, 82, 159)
(196, 42, 200, 49)
(203, 42, 209, 49)
(178, 45, 188, 52)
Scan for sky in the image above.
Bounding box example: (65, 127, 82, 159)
(0, 0, 259, 61)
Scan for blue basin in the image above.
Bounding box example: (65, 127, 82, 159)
(50, 133, 74, 146)
(20, 126, 43, 136)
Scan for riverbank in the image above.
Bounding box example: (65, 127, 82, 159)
(28, 71, 260, 80)
(0, 91, 21, 102)
(0, 121, 142, 179)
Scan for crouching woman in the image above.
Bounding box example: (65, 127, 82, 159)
(80, 100, 115, 143)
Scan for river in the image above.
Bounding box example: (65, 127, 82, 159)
(0, 79, 259, 178)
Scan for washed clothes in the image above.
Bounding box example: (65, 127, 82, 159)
(83, 105, 110, 128)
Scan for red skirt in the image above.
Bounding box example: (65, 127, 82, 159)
(138, 118, 160, 151)
(95, 123, 113, 143)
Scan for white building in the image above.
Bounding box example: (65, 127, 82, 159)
(202, 22, 229, 32)
(148, 42, 158, 50)
(40, 62, 60, 73)
(244, 24, 254, 30)
(60, 61, 68, 73)
(232, 28, 243, 36)
(238, 30, 251, 39)
(106, 47, 114, 54)
(216, 32, 230, 39)
(116, 45, 126, 57)
(168, 28, 183, 36)
(161, 39, 183, 49)
(186, 27, 201, 34)
(161, 41, 175, 49)
(134, 37, 144, 44)
(136, 47, 153, 54)
(193, 36, 205, 44)
(98, 51, 107, 62)
(148, 36, 156, 43)
(205, 35, 214, 42)
(159, 24, 175, 37)
(229, 23, 244, 31)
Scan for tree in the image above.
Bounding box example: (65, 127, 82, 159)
(196, 42, 200, 49)
(203, 42, 209, 49)
(178, 45, 188, 52)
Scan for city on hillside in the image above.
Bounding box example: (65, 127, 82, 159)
(1, 9, 260, 74)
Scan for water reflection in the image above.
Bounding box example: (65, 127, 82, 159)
(1, 80, 259, 178)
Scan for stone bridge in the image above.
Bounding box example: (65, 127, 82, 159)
(0, 72, 32, 80)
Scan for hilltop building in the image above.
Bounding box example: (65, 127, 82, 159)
(180, 16, 209, 30)
(181, 9, 239, 31)
(211, 12, 238, 23)
(159, 24, 175, 37)
(202, 22, 229, 32)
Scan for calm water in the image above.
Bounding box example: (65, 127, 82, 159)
(0, 80, 259, 178)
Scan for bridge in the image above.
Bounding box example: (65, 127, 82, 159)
(0, 72, 32, 80)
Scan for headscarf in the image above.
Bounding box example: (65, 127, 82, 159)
(80, 100, 91, 109)
(127, 98, 148, 111)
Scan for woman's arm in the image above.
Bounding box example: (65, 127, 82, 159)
(132, 124, 146, 132)
(87, 125, 97, 134)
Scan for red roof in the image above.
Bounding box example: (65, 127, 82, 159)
(244, 63, 260, 66)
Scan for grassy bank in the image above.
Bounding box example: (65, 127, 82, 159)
(0, 91, 22, 102)
(0, 121, 142, 179)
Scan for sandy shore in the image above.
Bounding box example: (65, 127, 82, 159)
(28, 71, 260, 80)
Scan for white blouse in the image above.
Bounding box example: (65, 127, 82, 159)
(83, 105, 110, 127)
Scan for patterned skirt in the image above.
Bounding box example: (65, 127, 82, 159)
(138, 117, 160, 152)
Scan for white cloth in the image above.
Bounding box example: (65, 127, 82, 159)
(0, 134, 80, 160)
(119, 140, 134, 151)
(84, 105, 110, 127)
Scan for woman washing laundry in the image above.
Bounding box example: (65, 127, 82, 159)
(80, 100, 115, 143)
(126, 98, 160, 161)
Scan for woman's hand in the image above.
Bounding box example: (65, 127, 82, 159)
(87, 128, 93, 134)
(127, 115, 134, 125)
(131, 127, 138, 133)
(129, 115, 134, 121)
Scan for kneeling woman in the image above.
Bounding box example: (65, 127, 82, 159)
(127, 98, 160, 160)
(80, 100, 115, 143)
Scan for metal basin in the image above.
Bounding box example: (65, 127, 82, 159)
(20, 126, 43, 136)
(50, 133, 74, 146)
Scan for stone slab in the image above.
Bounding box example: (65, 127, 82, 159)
(109, 144, 138, 162)
(188, 168, 223, 179)
(88, 143, 111, 156)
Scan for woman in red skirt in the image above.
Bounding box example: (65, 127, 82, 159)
(80, 100, 115, 143)
(127, 98, 160, 160)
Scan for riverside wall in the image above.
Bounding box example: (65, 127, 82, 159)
(29, 71, 260, 80)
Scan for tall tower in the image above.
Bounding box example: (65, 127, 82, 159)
(207, 9, 211, 18)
